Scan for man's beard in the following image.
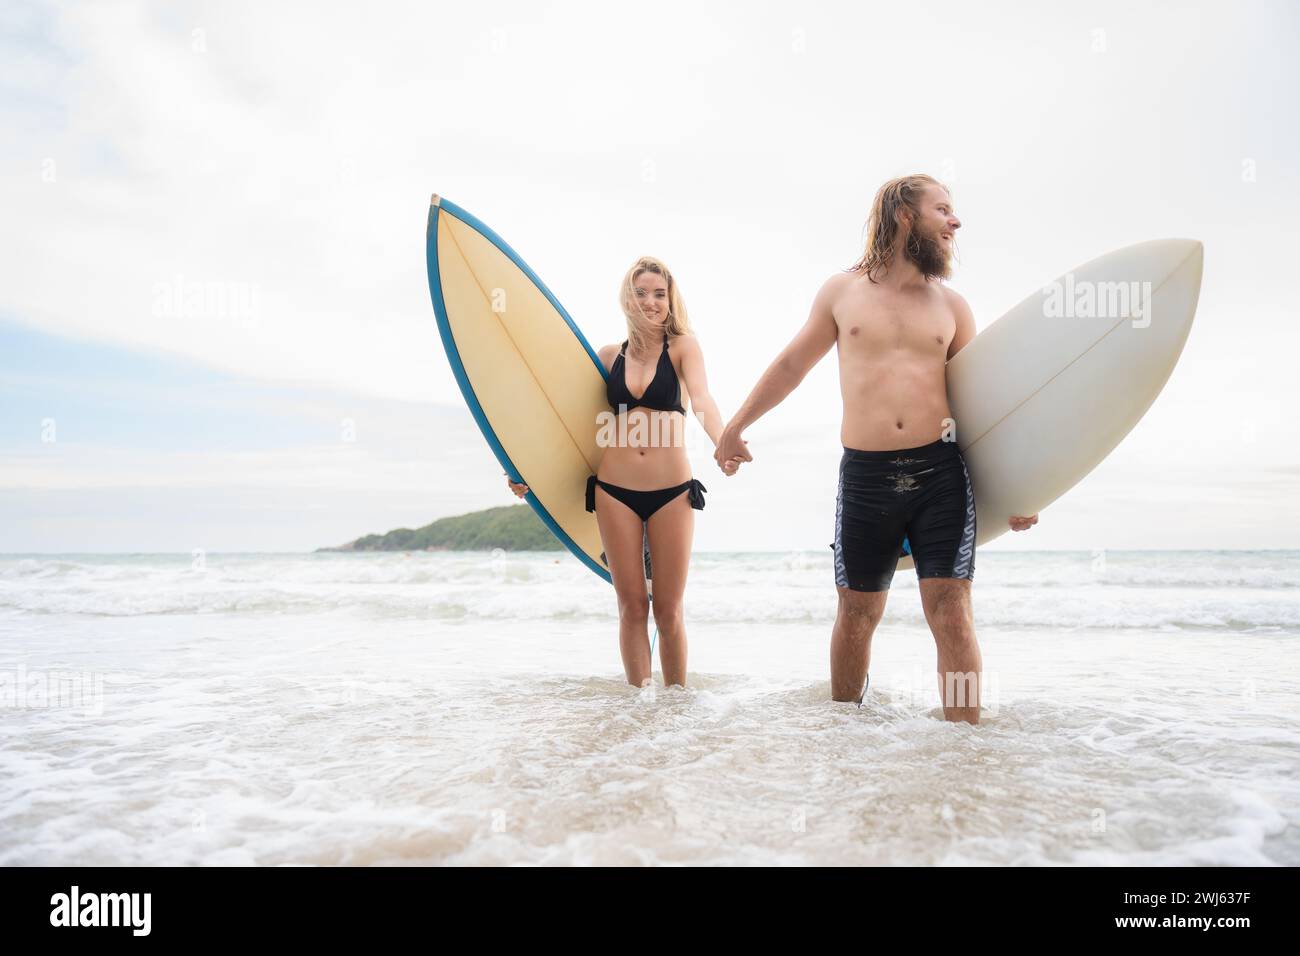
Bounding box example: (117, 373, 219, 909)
(903, 228, 952, 280)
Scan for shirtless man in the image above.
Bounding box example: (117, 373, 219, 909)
(714, 174, 1038, 724)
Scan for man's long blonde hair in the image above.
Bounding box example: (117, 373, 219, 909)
(619, 256, 691, 353)
(847, 174, 949, 282)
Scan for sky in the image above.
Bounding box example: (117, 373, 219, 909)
(1, 0, 1297, 553)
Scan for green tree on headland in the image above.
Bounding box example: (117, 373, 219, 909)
(319, 504, 562, 552)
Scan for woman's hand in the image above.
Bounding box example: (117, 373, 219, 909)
(506, 475, 529, 498)
(721, 457, 742, 477)
(1009, 513, 1038, 531)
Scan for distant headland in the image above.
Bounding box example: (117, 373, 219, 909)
(318, 504, 563, 552)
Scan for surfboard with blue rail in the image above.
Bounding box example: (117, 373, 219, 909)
(426, 194, 616, 582)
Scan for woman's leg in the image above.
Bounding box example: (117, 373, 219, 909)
(645, 489, 695, 688)
(594, 485, 653, 686)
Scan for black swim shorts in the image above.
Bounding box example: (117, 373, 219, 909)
(830, 438, 976, 591)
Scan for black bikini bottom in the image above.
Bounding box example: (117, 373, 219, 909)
(585, 475, 707, 522)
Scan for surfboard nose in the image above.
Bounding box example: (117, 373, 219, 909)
(1163, 238, 1203, 268)
(1185, 240, 1203, 286)
(1182, 239, 1204, 280)
(1097, 238, 1204, 296)
(1159, 240, 1204, 314)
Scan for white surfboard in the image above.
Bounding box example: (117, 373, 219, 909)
(898, 238, 1203, 569)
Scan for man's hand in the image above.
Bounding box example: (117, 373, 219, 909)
(506, 475, 529, 498)
(1009, 513, 1038, 532)
(714, 423, 752, 473)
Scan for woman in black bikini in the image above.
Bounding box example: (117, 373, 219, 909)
(508, 256, 742, 688)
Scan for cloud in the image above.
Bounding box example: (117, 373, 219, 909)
(2, 0, 1298, 550)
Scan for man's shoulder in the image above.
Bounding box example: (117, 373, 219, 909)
(810, 271, 856, 325)
(937, 283, 968, 305)
(937, 286, 976, 342)
(823, 270, 857, 292)
(817, 270, 858, 305)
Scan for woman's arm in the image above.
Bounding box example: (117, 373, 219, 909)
(676, 334, 726, 444)
(678, 335, 741, 475)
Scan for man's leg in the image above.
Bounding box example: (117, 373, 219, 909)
(830, 587, 888, 702)
(905, 441, 979, 721)
(917, 577, 981, 723)
(830, 447, 906, 703)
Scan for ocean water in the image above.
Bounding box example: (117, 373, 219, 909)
(1, 549, 1296, 866)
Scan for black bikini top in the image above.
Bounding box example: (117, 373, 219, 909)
(606, 332, 685, 414)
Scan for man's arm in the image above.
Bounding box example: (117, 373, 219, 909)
(715, 275, 841, 466)
(946, 288, 976, 360)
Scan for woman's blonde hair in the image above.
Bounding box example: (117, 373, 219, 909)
(619, 256, 691, 353)
(847, 173, 949, 282)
